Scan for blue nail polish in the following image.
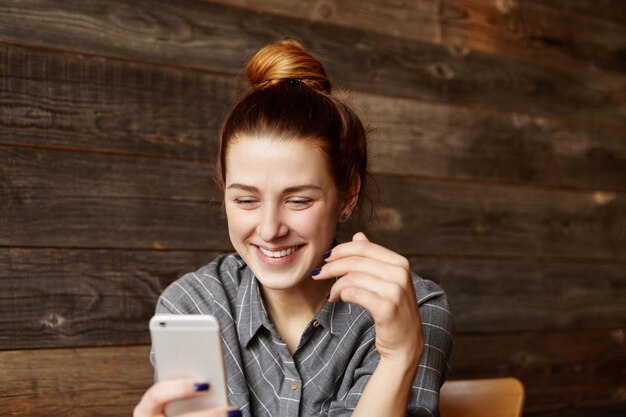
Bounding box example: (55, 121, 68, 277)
(194, 382, 210, 391)
(227, 410, 243, 417)
(322, 250, 332, 260)
(311, 267, 322, 276)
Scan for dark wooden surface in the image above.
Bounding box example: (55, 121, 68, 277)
(531, 0, 626, 27)
(0, 43, 235, 157)
(4, 42, 625, 192)
(4, 145, 625, 257)
(0, 346, 153, 417)
(356, 93, 626, 192)
(450, 328, 626, 411)
(1, 328, 624, 416)
(1, 1, 624, 126)
(411, 258, 626, 333)
(0, 0, 624, 416)
(0, 248, 222, 349)
(439, 0, 626, 74)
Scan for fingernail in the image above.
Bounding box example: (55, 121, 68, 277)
(311, 267, 322, 276)
(194, 382, 210, 391)
(322, 250, 332, 260)
(227, 410, 243, 417)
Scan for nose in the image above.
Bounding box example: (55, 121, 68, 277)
(256, 205, 289, 242)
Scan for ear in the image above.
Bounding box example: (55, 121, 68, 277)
(339, 174, 361, 217)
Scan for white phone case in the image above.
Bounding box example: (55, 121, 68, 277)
(150, 314, 228, 416)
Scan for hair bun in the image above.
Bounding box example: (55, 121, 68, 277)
(246, 39, 332, 93)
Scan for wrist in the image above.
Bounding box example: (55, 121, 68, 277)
(379, 343, 423, 373)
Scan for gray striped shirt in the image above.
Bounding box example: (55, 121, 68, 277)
(154, 253, 454, 417)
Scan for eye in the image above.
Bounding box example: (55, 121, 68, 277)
(287, 198, 312, 209)
(234, 198, 259, 209)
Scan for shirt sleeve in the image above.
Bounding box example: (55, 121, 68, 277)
(327, 278, 455, 417)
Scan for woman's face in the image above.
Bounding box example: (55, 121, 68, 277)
(224, 135, 343, 292)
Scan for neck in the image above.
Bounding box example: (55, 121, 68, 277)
(259, 278, 332, 353)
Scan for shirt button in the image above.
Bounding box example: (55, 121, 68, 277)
(312, 320, 321, 328)
(291, 381, 299, 390)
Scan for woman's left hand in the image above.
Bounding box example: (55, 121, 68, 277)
(313, 232, 424, 368)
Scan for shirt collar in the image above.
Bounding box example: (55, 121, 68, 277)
(315, 298, 363, 336)
(237, 270, 273, 348)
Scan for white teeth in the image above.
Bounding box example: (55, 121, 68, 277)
(259, 246, 298, 258)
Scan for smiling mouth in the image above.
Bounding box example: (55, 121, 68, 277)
(258, 245, 302, 258)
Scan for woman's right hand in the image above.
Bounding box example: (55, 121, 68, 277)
(133, 379, 240, 417)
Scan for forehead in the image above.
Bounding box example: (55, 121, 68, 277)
(225, 135, 333, 188)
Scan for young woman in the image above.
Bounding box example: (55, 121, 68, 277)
(135, 39, 453, 417)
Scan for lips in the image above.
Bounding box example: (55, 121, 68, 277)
(258, 245, 301, 258)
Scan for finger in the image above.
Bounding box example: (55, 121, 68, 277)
(335, 284, 400, 325)
(328, 271, 405, 303)
(314, 255, 407, 287)
(326, 234, 409, 269)
(134, 379, 208, 416)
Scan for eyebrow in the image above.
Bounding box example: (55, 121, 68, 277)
(226, 183, 322, 193)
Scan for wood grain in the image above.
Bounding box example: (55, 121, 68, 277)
(1, 327, 623, 415)
(0, 146, 229, 249)
(440, 0, 626, 74)
(0, 248, 222, 349)
(531, 0, 626, 26)
(364, 175, 626, 259)
(451, 328, 626, 412)
(3, 248, 623, 349)
(0, 43, 238, 157)
(0, 1, 624, 126)
(354, 93, 626, 192)
(3, 145, 625, 259)
(5, 43, 625, 192)
(209, 0, 439, 42)
(410, 257, 626, 333)
(0, 345, 153, 417)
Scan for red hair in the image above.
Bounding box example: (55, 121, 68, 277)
(217, 40, 368, 206)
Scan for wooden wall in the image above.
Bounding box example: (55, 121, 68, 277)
(1, 1, 625, 415)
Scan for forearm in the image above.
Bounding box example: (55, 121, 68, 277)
(350, 353, 421, 417)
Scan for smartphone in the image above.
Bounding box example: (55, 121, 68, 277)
(150, 314, 228, 416)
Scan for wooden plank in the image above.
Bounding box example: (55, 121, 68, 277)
(451, 328, 626, 412)
(409, 258, 626, 333)
(209, 0, 439, 42)
(531, 0, 626, 27)
(360, 175, 626, 260)
(0, 345, 153, 417)
(354, 93, 626, 192)
(3, 248, 623, 349)
(5, 43, 625, 191)
(0, 248, 222, 349)
(3, 145, 625, 259)
(0, 146, 229, 248)
(0, 43, 239, 157)
(439, 0, 626, 74)
(0, 1, 624, 126)
(1, 329, 623, 416)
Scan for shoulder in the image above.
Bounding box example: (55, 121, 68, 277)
(412, 271, 451, 310)
(156, 253, 248, 315)
(412, 271, 455, 350)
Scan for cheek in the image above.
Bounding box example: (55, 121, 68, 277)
(225, 206, 254, 238)
(291, 205, 337, 236)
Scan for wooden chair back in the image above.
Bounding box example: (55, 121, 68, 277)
(440, 377, 525, 417)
